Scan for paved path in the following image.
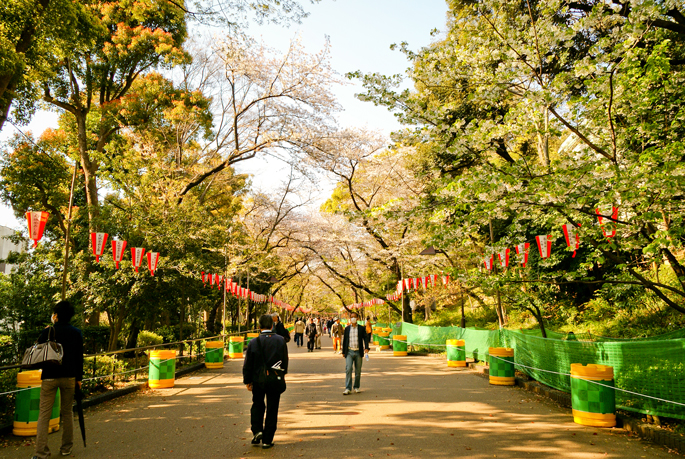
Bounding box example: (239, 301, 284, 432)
(1, 335, 677, 458)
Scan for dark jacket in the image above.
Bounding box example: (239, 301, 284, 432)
(342, 324, 369, 357)
(37, 322, 84, 381)
(243, 331, 289, 385)
(305, 323, 317, 337)
(273, 321, 291, 343)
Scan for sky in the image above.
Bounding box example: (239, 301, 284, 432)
(0, 0, 448, 230)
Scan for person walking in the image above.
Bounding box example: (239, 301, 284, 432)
(243, 314, 289, 449)
(365, 315, 374, 346)
(293, 317, 305, 347)
(331, 317, 344, 353)
(314, 318, 323, 349)
(341, 312, 369, 395)
(305, 318, 317, 352)
(33, 300, 84, 459)
(272, 313, 291, 343)
(327, 318, 333, 337)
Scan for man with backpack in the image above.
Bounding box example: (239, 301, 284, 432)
(243, 314, 289, 449)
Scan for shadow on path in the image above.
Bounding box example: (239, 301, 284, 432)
(0, 335, 677, 458)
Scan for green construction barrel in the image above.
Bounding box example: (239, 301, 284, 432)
(245, 332, 259, 347)
(13, 370, 60, 436)
(571, 364, 616, 427)
(149, 350, 176, 389)
(205, 341, 224, 369)
(228, 336, 244, 358)
(377, 331, 390, 350)
(488, 347, 515, 385)
(393, 335, 407, 356)
(446, 339, 466, 367)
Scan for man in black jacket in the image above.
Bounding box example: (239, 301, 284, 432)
(33, 300, 84, 459)
(341, 312, 369, 395)
(272, 313, 291, 343)
(243, 314, 289, 449)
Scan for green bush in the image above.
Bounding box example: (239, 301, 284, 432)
(0, 335, 17, 365)
(137, 330, 164, 348)
(0, 368, 20, 424)
(82, 355, 127, 394)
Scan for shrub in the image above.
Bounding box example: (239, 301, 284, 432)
(137, 330, 164, 348)
(82, 355, 127, 394)
(0, 335, 17, 365)
(0, 368, 20, 424)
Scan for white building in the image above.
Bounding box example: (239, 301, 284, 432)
(0, 224, 25, 274)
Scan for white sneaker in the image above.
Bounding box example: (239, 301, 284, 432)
(343, 389, 351, 395)
(354, 388, 361, 393)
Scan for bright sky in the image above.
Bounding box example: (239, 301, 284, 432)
(0, 0, 448, 230)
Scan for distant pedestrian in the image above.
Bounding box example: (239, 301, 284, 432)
(365, 316, 374, 345)
(272, 313, 291, 343)
(243, 314, 289, 449)
(293, 317, 305, 347)
(342, 312, 369, 395)
(314, 318, 323, 349)
(327, 319, 333, 337)
(331, 317, 344, 353)
(34, 300, 84, 459)
(305, 318, 317, 352)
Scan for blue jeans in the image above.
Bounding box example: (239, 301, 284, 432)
(345, 350, 363, 391)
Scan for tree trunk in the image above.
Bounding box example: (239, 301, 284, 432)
(75, 112, 99, 229)
(402, 294, 413, 323)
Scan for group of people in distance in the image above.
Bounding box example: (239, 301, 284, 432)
(28, 301, 374, 456)
(243, 311, 373, 448)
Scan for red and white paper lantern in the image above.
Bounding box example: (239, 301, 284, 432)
(112, 240, 127, 269)
(535, 235, 552, 259)
(131, 247, 146, 272)
(515, 243, 530, 267)
(562, 224, 580, 258)
(26, 211, 49, 247)
(596, 206, 618, 238)
(442, 275, 450, 286)
(91, 232, 109, 262)
(498, 248, 510, 268)
(483, 255, 494, 271)
(147, 252, 159, 276)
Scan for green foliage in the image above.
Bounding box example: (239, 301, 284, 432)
(82, 355, 127, 394)
(82, 325, 110, 354)
(0, 368, 20, 424)
(137, 330, 163, 348)
(0, 334, 15, 365)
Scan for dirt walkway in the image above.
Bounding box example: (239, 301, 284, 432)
(1, 335, 676, 458)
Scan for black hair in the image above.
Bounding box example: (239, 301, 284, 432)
(53, 300, 75, 323)
(259, 314, 274, 330)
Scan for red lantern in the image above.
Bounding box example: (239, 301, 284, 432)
(147, 252, 159, 276)
(515, 243, 530, 267)
(498, 248, 510, 268)
(91, 232, 109, 262)
(201, 272, 207, 286)
(596, 206, 618, 238)
(26, 211, 49, 247)
(535, 235, 552, 259)
(131, 247, 145, 272)
(112, 240, 127, 269)
(483, 255, 494, 271)
(562, 224, 580, 257)
(442, 275, 450, 285)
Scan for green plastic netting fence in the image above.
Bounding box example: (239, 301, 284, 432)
(391, 322, 685, 420)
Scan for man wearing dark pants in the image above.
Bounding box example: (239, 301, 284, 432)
(341, 312, 369, 395)
(243, 314, 289, 449)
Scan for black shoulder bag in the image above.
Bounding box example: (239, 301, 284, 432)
(254, 335, 286, 394)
